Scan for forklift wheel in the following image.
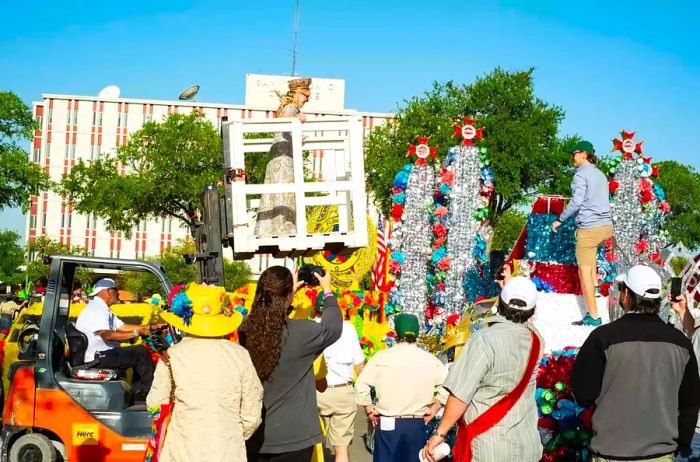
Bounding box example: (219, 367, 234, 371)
(9, 433, 57, 462)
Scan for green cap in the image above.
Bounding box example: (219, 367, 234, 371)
(394, 313, 420, 339)
(571, 140, 594, 154)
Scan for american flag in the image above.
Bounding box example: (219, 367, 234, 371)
(371, 214, 390, 291)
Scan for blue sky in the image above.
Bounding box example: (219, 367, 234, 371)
(2, 0, 698, 238)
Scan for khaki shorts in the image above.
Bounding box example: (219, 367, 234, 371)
(575, 225, 614, 267)
(317, 386, 357, 447)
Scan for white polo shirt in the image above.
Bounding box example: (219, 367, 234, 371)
(76, 297, 125, 362)
(323, 321, 365, 386)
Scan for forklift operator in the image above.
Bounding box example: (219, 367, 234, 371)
(76, 278, 160, 403)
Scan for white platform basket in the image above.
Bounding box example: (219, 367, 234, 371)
(222, 116, 368, 259)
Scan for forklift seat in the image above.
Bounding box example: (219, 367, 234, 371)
(65, 322, 120, 381)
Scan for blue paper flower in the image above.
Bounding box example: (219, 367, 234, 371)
(392, 192, 406, 204)
(391, 251, 405, 264)
(171, 291, 193, 326)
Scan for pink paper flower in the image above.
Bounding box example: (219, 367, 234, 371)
(660, 200, 671, 212)
(437, 257, 451, 271)
(435, 206, 448, 217)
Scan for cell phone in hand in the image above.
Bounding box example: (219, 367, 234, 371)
(490, 251, 506, 281)
(670, 277, 683, 302)
(298, 264, 326, 286)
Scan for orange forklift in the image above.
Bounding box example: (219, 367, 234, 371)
(1, 255, 173, 462)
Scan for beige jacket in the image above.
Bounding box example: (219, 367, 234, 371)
(147, 337, 263, 462)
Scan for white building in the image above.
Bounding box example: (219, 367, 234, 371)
(26, 77, 392, 272)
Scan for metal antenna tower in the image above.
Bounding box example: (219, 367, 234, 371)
(291, 0, 300, 75)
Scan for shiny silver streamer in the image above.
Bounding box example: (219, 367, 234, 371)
(443, 145, 484, 316)
(392, 164, 436, 330)
(611, 158, 642, 271)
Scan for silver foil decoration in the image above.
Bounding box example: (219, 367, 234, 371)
(443, 145, 484, 316)
(391, 164, 436, 330)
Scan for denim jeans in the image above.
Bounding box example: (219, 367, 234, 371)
(676, 432, 700, 462)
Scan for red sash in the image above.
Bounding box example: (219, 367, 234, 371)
(452, 330, 541, 462)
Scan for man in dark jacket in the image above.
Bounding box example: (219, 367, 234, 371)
(571, 265, 700, 462)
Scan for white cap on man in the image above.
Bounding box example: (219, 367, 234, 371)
(89, 278, 118, 297)
(500, 276, 538, 310)
(616, 265, 662, 299)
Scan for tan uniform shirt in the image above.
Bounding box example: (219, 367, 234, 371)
(147, 337, 263, 462)
(355, 342, 448, 416)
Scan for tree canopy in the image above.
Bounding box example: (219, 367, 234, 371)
(365, 68, 574, 224)
(117, 240, 251, 298)
(59, 112, 223, 239)
(654, 160, 700, 249)
(0, 91, 52, 211)
(0, 230, 24, 285)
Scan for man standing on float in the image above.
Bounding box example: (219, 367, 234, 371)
(552, 141, 613, 327)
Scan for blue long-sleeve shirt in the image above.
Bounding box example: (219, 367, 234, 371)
(559, 163, 612, 229)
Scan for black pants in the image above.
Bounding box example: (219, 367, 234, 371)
(95, 345, 154, 401)
(253, 447, 315, 462)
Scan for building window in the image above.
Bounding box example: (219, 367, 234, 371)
(66, 110, 71, 124)
(73, 108, 78, 124)
(36, 115, 44, 128)
(48, 108, 53, 124)
(97, 112, 103, 127)
(29, 215, 37, 229)
(70, 144, 76, 160)
(42, 212, 47, 227)
(32, 148, 41, 163)
(65, 144, 69, 158)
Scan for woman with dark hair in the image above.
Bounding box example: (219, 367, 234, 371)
(423, 276, 544, 462)
(243, 265, 342, 462)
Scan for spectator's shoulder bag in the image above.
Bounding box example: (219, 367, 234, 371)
(144, 359, 176, 462)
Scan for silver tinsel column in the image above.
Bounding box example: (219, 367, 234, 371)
(443, 145, 485, 316)
(610, 157, 641, 268)
(392, 164, 436, 328)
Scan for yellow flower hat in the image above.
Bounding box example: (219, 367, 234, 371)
(162, 283, 243, 337)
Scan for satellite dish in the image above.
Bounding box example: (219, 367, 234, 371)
(178, 84, 200, 101)
(98, 85, 121, 99)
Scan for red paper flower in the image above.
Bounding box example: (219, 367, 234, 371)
(640, 179, 652, 192)
(446, 314, 460, 326)
(635, 239, 649, 253)
(389, 260, 402, 274)
(660, 200, 671, 213)
(433, 223, 447, 238)
(600, 282, 612, 297)
(652, 165, 660, 177)
(437, 282, 445, 291)
(433, 236, 446, 249)
(391, 204, 404, 221)
(609, 180, 619, 195)
(640, 190, 653, 203)
(440, 168, 455, 186)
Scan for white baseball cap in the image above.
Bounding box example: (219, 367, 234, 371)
(89, 278, 118, 297)
(616, 265, 662, 299)
(500, 276, 538, 310)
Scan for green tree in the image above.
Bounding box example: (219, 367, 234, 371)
(365, 68, 572, 224)
(0, 91, 52, 211)
(0, 230, 24, 285)
(491, 209, 527, 254)
(223, 259, 252, 292)
(26, 236, 87, 286)
(654, 160, 700, 249)
(59, 112, 222, 239)
(117, 240, 252, 298)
